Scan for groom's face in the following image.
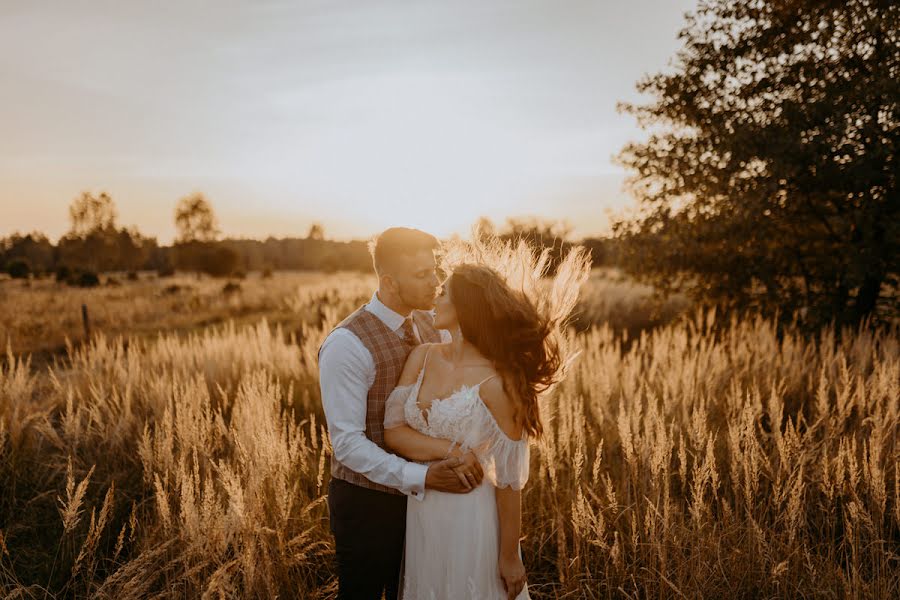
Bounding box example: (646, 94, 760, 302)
(386, 250, 441, 311)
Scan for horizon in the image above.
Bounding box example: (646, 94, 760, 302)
(2, 211, 614, 245)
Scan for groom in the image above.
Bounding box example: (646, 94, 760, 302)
(319, 227, 485, 600)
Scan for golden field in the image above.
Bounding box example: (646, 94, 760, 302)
(0, 271, 897, 599)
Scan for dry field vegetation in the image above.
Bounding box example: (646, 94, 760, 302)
(0, 272, 366, 362)
(1, 271, 898, 599)
(0, 269, 687, 360)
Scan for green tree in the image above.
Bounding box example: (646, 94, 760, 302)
(306, 222, 325, 241)
(173, 194, 224, 276)
(6, 258, 31, 279)
(113, 227, 155, 271)
(615, 0, 899, 328)
(175, 193, 219, 244)
(68, 191, 117, 238)
(59, 191, 120, 272)
(58, 192, 154, 273)
(0, 232, 54, 274)
(174, 241, 239, 277)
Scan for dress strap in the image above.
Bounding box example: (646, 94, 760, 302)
(475, 373, 499, 388)
(417, 344, 432, 384)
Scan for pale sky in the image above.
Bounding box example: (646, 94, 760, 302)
(0, 0, 696, 243)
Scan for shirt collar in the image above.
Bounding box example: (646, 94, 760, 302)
(366, 291, 408, 332)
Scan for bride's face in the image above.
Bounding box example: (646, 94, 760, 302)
(432, 279, 458, 331)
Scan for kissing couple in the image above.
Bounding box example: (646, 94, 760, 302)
(319, 227, 589, 599)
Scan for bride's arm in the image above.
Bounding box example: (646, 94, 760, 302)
(479, 377, 527, 597)
(496, 486, 526, 598)
(384, 425, 460, 461)
(383, 343, 462, 462)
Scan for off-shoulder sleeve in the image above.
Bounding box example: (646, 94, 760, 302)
(384, 383, 415, 430)
(461, 402, 530, 490)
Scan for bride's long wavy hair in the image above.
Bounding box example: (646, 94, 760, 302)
(441, 232, 591, 439)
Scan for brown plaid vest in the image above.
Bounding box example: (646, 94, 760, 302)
(323, 305, 442, 495)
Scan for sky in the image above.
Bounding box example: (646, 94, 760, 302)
(0, 0, 696, 243)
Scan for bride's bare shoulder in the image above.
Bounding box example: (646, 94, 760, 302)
(397, 343, 437, 386)
(478, 376, 524, 441)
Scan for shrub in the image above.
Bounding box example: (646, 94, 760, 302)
(73, 271, 100, 288)
(55, 265, 72, 282)
(6, 258, 31, 279)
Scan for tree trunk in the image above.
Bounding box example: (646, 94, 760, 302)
(853, 270, 884, 323)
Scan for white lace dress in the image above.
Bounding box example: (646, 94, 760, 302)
(384, 356, 531, 600)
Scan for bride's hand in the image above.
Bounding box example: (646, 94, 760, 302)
(498, 553, 526, 599)
(451, 450, 484, 488)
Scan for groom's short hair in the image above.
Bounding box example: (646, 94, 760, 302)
(369, 227, 440, 275)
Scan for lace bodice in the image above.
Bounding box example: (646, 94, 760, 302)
(384, 354, 530, 490)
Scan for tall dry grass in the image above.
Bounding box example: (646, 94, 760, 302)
(528, 309, 898, 598)
(572, 268, 691, 337)
(0, 276, 897, 599)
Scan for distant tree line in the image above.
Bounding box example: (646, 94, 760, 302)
(474, 216, 618, 272)
(0, 192, 374, 283)
(1, 192, 169, 285)
(3, 187, 621, 285)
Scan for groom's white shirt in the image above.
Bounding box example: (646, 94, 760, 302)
(319, 292, 450, 501)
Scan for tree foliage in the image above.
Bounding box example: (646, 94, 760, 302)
(0, 232, 54, 274)
(56, 192, 157, 273)
(615, 0, 899, 328)
(68, 191, 117, 238)
(173, 241, 239, 277)
(175, 194, 220, 244)
(306, 223, 325, 241)
(5, 258, 31, 279)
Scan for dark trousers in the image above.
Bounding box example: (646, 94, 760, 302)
(328, 478, 407, 600)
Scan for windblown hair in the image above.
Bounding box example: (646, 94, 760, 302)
(444, 233, 591, 438)
(368, 227, 440, 276)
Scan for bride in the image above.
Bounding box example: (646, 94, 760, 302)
(383, 238, 590, 599)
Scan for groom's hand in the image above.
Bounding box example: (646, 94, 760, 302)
(453, 451, 484, 489)
(425, 453, 484, 493)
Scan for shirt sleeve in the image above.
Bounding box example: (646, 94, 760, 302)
(319, 329, 428, 500)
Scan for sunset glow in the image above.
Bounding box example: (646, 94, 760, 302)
(0, 1, 696, 242)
